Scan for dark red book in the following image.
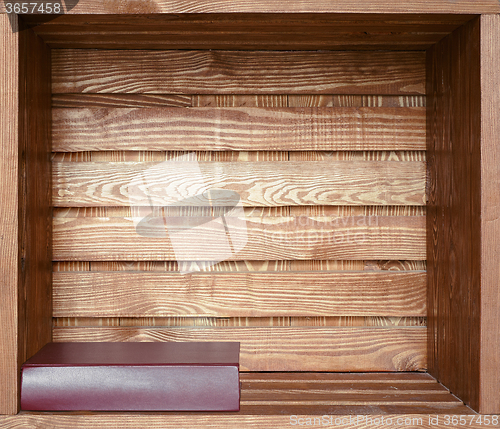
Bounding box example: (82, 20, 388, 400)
(21, 342, 240, 411)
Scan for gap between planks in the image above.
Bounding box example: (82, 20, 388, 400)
(52, 94, 426, 109)
(52, 316, 427, 328)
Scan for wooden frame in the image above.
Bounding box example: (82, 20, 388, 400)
(0, 2, 499, 426)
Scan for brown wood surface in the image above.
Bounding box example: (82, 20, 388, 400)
(51, 50, 425, 94)
(0, 410, 486, 429)
(0, 17, 52, 416)
(52, 271, 426, 317)
(240, 372, 438, 383)
(31, 34, 458, 51)
(426, 16, 500, 414)
(52, 106, 425, 152)
(241, 393, 458, 405)
(52, 94, 426, 109)
(53, 160, 426, 207)
(0, 372, 478, 426)
(0, 14, 19, 415)
(288, 94, 426, 108)
(51, 206, 425, 219)
(52, 215, 426, 261)
(25, 13, 473, 50)
(53, 94, 192, 108)
(52, 316, 426, 328)
(52, 326, 426, 371)
(18, 19, 53, 367)
(479, 14, 500, 415)
(3, 0, 498, 13)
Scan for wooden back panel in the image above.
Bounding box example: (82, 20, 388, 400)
(51, 48, 427, 372)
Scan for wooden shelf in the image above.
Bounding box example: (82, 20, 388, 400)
(0, 372, 478, 428)
(1, 4, 499, 424)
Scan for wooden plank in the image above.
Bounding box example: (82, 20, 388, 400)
(0, 14, 19, 415)
(52, 271, 426, 317)
(52, 215, 426, 261)
(32, 32, 452, 51)
(426, 17, 500, 414)
(0, 409, 486, 429)
(52, 326, 426, 371)
(52, 107, 426, 152)
(479, 14, 500, 415)
(52, 94, 192, 108)
(26, 13, 473, 50)
(4, 1, 498, 13)
(239, 372, 438, 383)
(241, 393, 458, 405)
(23, 13, 474, 31)
(1, 17, 52, 417)
(51, 50, 425, 94)
(53, 161, 426, 207)
(18, 21, 53, 366)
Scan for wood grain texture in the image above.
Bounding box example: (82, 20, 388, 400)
(31, 30, 461, 51)
(52, 215, 426, 261)
(51, 50, 425, 94)
(0, 372, 477, 426)
(239, 372, 438, 383)
(288, 94, 426, 108)
(0, 410, 484, 429)
(53, 161, 426, 207)
(52, 316, 426, 328)
(52, 271, 427, 317)
(479, 14, 500, 415)
(18, 21, 53, 366)
(26, 13, 473, 50)
(52, 326, 426, 371)
(1, 18, 52, 416)
(426, 16, 500, 414)
(0, 14, 19, 415)
(52, 94, 192, 108)
(52, 107, 425, 152)
(4, 1, 498, 13)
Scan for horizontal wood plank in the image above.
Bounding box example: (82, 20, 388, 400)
(52, 107, 425, 152)
(52, 50, 425, 94)
(6, 1, 498, 13)
(52, 326, 426, 371)
(0, 409, 482, 429)
(34, 31, 453, 51)
(53, 161, 426, 207)
(0, 367, 475, 426)
(241, 393, 458, 405)
(52, 215, 426, 261)
(27, 13, 474, 50)
(240, 372, 438, 383)
(52, 271, 426, 317)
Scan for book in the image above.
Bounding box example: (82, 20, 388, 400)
(21, 341, 240, 411)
